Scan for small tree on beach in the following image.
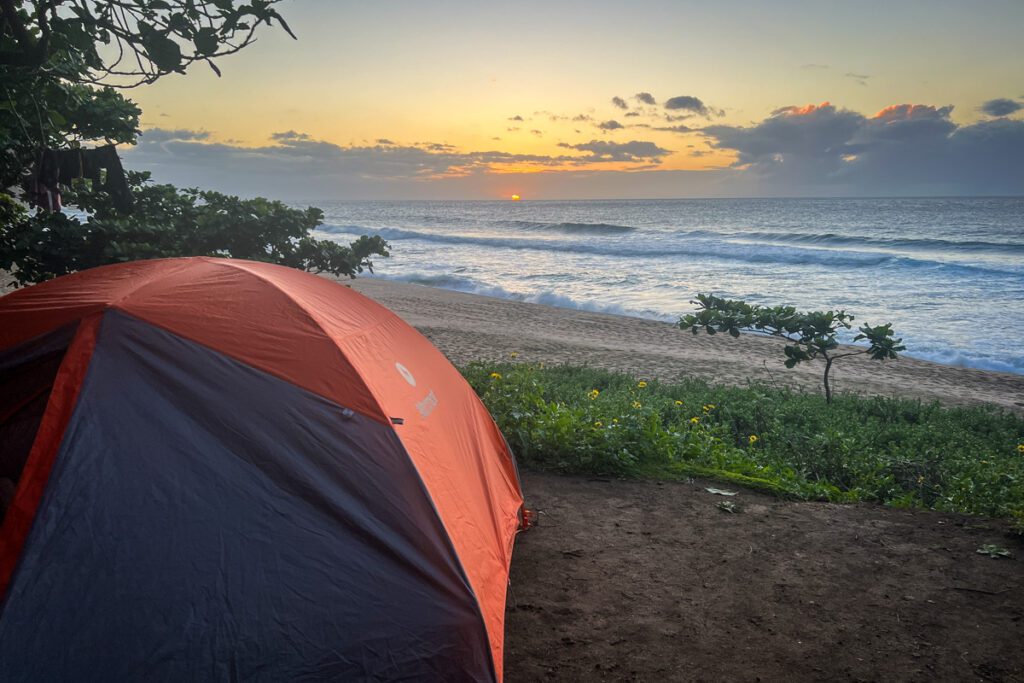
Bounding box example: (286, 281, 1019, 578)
(678, 293, 906, 403)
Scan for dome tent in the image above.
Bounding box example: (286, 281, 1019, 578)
(0, 257, 524, 681)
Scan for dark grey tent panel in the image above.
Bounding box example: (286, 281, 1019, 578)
(0, 311, 493, 681)
(0, 324, 77, 522)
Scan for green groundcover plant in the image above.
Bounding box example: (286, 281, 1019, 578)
(463, 361, 1024, 521)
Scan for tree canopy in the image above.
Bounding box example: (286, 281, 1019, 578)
(0, 0, 294, 85)
(1, 1, 388, 284)
(1, 171, 389, 286)
(679, 293, 906, 403)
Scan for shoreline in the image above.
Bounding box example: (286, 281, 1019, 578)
(349, 278, 1024, 413)
(358, 274, 1021, 376)
(4, 269, 1021, 411)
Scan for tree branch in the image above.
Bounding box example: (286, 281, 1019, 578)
(1, 0, 37, 54)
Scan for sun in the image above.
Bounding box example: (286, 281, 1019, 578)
(510, 194, 521, 201)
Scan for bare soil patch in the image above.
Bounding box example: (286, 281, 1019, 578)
(505, 472, 1024, 682)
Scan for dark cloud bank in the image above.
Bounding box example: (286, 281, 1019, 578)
(125, 100, 1024, 199)
(125, 131, 671, 198)
(701, 102, 1024, 196)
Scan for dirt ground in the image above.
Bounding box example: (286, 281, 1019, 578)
(504, 472, 1024, 683)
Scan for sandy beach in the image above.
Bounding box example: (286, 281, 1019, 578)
(350, 278, 1024, 413)
(6, 271, 1020, 411)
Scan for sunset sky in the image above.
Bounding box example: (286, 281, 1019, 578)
(124, 0, 1024, 199)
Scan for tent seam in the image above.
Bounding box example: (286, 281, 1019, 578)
(210, 259, 397, 423)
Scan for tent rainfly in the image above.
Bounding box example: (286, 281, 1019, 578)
(0, 257, 525, 681)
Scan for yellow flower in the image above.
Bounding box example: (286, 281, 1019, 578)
(489, 372, 502, 380)
(593, 420, 603, 428)
(1018, 444, 1024, 454)
(588, 389, 600, 400)
(612, 418, 619, 424)
(637, 381, 648, 389)
(702, 404, 715, 413)
(632, 401, 642, 409)
(690, 417, 700, 424)
(917, 475, 925, 485)
(509, 351, 519, 359)
(748, 434, 759, 445)
(674, 400, 683, 406)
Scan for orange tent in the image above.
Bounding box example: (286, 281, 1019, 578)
(0, 258, 524, 680)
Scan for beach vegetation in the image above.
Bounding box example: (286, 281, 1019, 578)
(463, 362, 1024, 520)
(679, 294, 906, 403)
(1, 0, 387, 285)
(2, 172, 388, 285)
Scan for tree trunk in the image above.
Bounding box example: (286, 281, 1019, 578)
(823, 355, 833, 404)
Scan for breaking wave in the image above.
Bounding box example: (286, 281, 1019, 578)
(322, 224, 1022, 278)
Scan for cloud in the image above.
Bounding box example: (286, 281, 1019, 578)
(124, 129, 673, 200)
(271, 130, 311, 142)
(508, 115, 524, 121)
(611, 96, 628, 110)
(507, 126, 520, 132)
(572, 114, 592, 122)
(652, 124, 693, 134)
(702, 102, 878, 177)
(980, 98, 1023, 117)
(635, 92, 656, 105)
(558, 139, 671, 162)
(664, 95, 709, 115)
(128, 97, 1024, 199)
(597, 119, 624, 130)
(140, 128, 210, 143)
(530, 129, 543, 136)
(846, 72, 871, 86)
(701, 100, 1024, 194)
(800, 63, 829, 69)
(624, 111, 641, 117)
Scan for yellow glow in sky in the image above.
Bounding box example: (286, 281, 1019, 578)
(121, 1, 1024, 198)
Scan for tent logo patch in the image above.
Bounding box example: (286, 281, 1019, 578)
(395, 362, 416, 387)
(416, 390, 438, 418)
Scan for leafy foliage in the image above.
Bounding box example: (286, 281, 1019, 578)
(1, 171, 389, 286)
(1, 1, 389, 283)
(679, 293, 906, 403)
(463, 362, 1024, 519)
(0, 0, 294, 86)
(2, 0, 292, 187)
(0, 72, 142, 190)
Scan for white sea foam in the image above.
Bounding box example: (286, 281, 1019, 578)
(311, 197, 1024, 375)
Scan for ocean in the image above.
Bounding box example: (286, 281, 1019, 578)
(312, 197, 1024, 375)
